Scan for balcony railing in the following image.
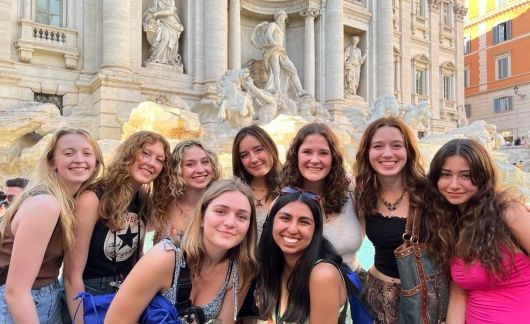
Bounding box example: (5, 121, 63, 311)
(15, 19, 80, 69)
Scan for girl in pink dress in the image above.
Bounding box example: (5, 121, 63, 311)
(426, 139, 530, 324)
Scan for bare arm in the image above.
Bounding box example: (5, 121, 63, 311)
(63, 191, 100, 324)
(308, 263, 347, 324)
(4, 194, 61, 323)
(215, 274, 252, 324)
(104, 242, 174, 324)
(445, 281, 466, 324)
(504, 202, 530, 253)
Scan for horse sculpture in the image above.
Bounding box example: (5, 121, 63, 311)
(401, 101, 432, 130)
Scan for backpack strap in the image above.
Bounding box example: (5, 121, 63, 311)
(175, 254, 193, 315)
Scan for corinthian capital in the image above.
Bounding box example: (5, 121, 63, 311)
(300, 6, 321, 18)
(454, 4, 468, 20)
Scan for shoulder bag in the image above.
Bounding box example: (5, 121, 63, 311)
(394, 208, 448, 324)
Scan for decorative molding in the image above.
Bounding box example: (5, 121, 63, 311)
(343, 0, 372, 27)
(429, 0, 441, 11)
(300, 6, 320, 18)
(454, 4, 468, 20)
(241, 0, 322, 15)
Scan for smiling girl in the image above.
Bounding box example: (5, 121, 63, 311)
(159, 140, 221, 243)
(0, 128, 103, 323)
(105, 178, 258, 324)
(63, 131, 172, 322)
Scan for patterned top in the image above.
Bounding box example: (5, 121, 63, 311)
(161, 239, 240, 321)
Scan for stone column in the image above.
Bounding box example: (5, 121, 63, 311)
(228, 0, 241, 69)
(301, 6, 319, 97)
(101, 0, 131, 73)
(325, 0, 344, 103)
(23, 0, 31, 19)
(204, 0, 228, 88)
(67, 0, 75, 28)
(376, 0, 393, 97)
(193, 0, 205, 86)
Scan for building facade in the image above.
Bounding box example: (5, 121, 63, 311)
(464, 0, 530, 141)
(0, 0, 465, 139)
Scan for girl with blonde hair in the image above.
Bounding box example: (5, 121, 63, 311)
(106, 178, 258, 323)
(63, 131, 172, 322)
(0, 128, 103, 323)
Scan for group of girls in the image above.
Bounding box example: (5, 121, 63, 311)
(0, 116, 529, 324)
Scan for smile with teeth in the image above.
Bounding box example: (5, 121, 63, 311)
(306, 166, 321, 172)
(380, 161, 397, 166)
(282, 235, 300, 244)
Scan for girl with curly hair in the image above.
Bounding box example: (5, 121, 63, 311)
(256, 187, 359, 323)
(0, 128, 102, 323)
(425, 138, 530, 323)
(106, 178, 258, 323)
(281, 123, 362, 269)
(63, 131, 172, 322)
(232, 125, 281, 239)
(158, 140, 221, 243)
(353, 117, 426, 323)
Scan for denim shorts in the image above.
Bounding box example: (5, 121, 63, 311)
(0, 279, 62, 324)
(83, 274, 123, 296)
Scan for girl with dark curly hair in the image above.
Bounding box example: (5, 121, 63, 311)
(232, 125, 281, 239)
(353, 117, 426, 323)
(281, 123, 362, 270)
(63, 131, 172, 322)
(159, 140, 221, 243)
(425, 138, 530, 323)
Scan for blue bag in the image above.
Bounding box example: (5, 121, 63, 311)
(345, 270, 374, 324)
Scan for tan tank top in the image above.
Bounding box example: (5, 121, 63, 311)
(0, 209, 64, 288)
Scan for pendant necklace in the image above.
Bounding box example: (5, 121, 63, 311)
(379, 188, 406, 216)
(251, 187, 267, 209)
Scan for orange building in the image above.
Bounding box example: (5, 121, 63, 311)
(464, 0, 530, 142)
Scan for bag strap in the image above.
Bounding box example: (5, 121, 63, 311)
(175, 255, 193, 315)
(403, 208, 421, 245)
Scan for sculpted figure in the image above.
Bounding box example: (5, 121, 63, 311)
(143, 0, 184, 68)
(251, 10, 308, 97)
(457, 104, 469, 127)
(344, 36, 367, 97)
(401, 101, 433, 130)
(217, 69, 255, 128)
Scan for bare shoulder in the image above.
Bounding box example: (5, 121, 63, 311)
(504, 201, 530, 225)
(310, 262, 342, 286)
(76, 190, 100, 206)
(17, 193, 60, 219)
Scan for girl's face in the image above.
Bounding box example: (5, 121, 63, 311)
(181, 145, 214, 191)
(238, 135, 273, 179)
(202, 190, 251, 252)
(437, 155, 478, 212)
(297, 134, 332, 185)
(368, 126, 407, 179)
(272, 200, 315, 260)
(128, 140, 166, 189)
(51, 134, 98, 193)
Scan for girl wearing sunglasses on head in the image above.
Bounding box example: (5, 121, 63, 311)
(281, 123, 362, 270)
(256, 187, 359, 323)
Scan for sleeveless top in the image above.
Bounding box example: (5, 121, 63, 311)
(324, 194, 362, 269)
(451, 251, 530, 323)
(82, 186, 145, 279)
(161, 239, 240, 321)
(0, 189, 64, 288)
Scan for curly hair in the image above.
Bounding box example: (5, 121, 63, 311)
(232, 125, 281, 201)
(353, 117, 426, 221)
(425, 139, 520, 277)
(0, 128, 103, 252)
(280, 123, 349, 214)
(94, 131, 171, 235)
(167, 140, 221, 202)
(180, 178, 258, 293)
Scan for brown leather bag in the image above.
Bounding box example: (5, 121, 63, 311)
(394, 208, 448, 324)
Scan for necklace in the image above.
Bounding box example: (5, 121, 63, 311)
(251, 187, 267, 208)
(379, 188, 406, 215)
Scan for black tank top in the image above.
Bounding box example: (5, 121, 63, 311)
(82, 186, 145, 279)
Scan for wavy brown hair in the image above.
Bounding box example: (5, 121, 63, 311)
(353, 117, 426, 221)
(180, 178, 258, 292)
(232, 125, 281, 201)
(425, 139, 520, 276)
(94, 131, 171, 235)
(280, 123, 349, 214)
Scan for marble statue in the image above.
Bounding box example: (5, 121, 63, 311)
(344, 36, 367, 97)
(401, 101, 432, 130)
(243, 76, 278, 123)
(143, 0, 184, 68)
(367, 95, 401, 122)
(251, 10, 309, 98)
(457, 104, 469, 127)
(217, 69, 254, 128)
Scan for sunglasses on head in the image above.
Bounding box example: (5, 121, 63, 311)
(280, 186, 321, 203)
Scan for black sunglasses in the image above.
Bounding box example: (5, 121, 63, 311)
(280, 186, 321, 203)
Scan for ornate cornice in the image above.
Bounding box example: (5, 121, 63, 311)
(241, 0, 322, 16)
(300, 6, 320, 18)
(429, 0, 441, 11)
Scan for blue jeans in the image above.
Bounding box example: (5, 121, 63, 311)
(0, 280, 62, 324)
(83, 274, 123, 296)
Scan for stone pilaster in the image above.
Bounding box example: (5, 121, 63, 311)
(325, 0, 344, 104)
(67, 0, 75, 28)
(301, 6, 319, 97)
(376, 0, 393, 97)
(193, 0, 205, 87)
(23, 0, 31, 19)
(228, 0, 241, 70)
(0, 0, 20, 109)
(204, 0, 228, 91)
(101, 0, 131, 73)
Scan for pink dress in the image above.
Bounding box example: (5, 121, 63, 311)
(450, 252, 530, 324)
